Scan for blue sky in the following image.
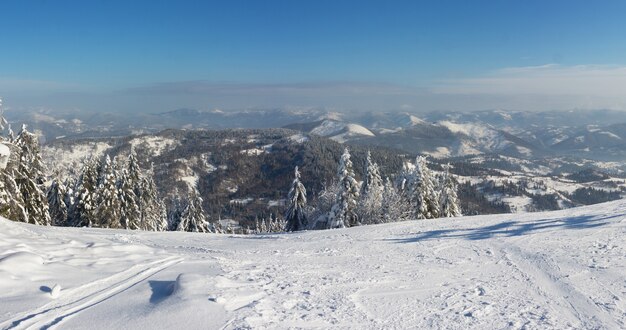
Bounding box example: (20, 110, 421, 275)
(2, 0, 626, 113)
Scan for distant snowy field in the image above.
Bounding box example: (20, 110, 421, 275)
(2, 201, 626, 329)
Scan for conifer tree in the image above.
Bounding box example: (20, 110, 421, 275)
(124, 149, 143, 229)
(118, 166, 141, 229)
(260, 217, 268, 233)
(408, 156, 440, 219)
(421, 158, 441, 219)
(382, 177, 410, 223)
(284, 166, 308, 232)
(360, 151, 384, 224)
(439, 164, 462, 217)
(167, 195, 185, 231)
(94, 155, 122, 228)
(13, 125, 51, 225)
(328, 148, 360, 228)
(47, 179, 68, 226)
(0, 169, 28, 223)
(71, 156, 100, 227)
(254, 217, 261, 234)
(212, 218, 224, 234)
(176, 189, 208, 232)
(308, 181, 339, 229)
(140, 168, 168, 231)
(0, 99, 27, 223)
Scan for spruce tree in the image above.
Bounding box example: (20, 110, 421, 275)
(176, 189, 209, 232)
(94, 155, 122, 228)
(382, 177, 410, 223)
(360, 151, 384, 224)
(0, 170, 28, 223)
(0, 98, 26, 222)
(439, 164, 461, 217)
(167, 195, 185, 231)
(140, 167, 168, 231)
(71, 156, 100, 227)
(284, 166, 308, 232)
(421, 157, 441, 219)
(13, 125, 51, 225)
(408, 156, 440, 219)
(118, 166, 141, 229)
(328, 148, 360, 228)
(47, 179, 68, 226)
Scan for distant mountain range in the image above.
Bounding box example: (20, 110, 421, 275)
(7, 107, 626, 161)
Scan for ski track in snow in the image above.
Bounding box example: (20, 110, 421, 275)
(2, 201, 626, 329)
(2, 257, 183, 330)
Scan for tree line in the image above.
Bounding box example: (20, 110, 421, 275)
(0, 99, 461, 234)
(282, 148, 461, 232)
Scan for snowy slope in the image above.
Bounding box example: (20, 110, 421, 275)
(2, 201, 626, 329)
(309, 120, 375, 143)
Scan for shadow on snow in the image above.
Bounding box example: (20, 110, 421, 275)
(148, 280, 176, 304)
(390, 214, 620, 243)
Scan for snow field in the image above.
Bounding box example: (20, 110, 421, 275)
(2, 200, 626, 329)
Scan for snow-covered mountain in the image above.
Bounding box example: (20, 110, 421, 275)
(286, 119, 375, 143)
(2, 200, 626, 329)
(9, 108, 626, 161)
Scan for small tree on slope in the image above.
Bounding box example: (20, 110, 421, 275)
(408, 156, 440, 219)
(13, 125, 50, 225)
(284, 166, 308, 232)
(328, 147, 360, 228)
(176, 188, 209, 232)
(359, 151, 384, 224)
(71, 156, 100, 227)
(381, 177, 410, 223)
(118, 166, 141, 229)
(0, 98, 28, 222)
(94, 155, 123, 228)
(47, 178, 68, 226)
(439, 164, 461, 217)
(140, 166, 168, 231)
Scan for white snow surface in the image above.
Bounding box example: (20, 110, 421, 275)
(310, 120, 346, 136)
(310, 120, 375, 143)
(2, 201, 626, 329)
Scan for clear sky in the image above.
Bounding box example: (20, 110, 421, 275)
(2, 0, 626, 113)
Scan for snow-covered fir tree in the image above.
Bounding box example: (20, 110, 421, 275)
(328, 148, 360, 228)
(176, 188, 209, 232)
(0, 169, 27, 223)
(259, 217, 268, 233)
(212, 218, 224, 234)
(407, 156, 440, 219)
(359, 151, 384, 224)
(122, 150, 143, 229)
(139, 166, 168, 231)
(71, 156, 100, 227)
(439, 164, 461, 217)
(13, 124, 51, 225)
(422, 158, 441, 219)
(167, 194, 185, 231)
(284, 166, 308, 232)
(308, 181, 339, 229)
(0, 101, 27, 223)
(381, 177, 410, 223)
(47, 179, 68, 226)
(395, 161, 413, 195)
(117, 166, 141, 229)
(94, 155, 122, 228)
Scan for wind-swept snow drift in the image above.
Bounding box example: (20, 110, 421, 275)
(2, 201, 626, 329)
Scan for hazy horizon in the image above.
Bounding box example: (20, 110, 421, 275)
(3, 1, 626, 113)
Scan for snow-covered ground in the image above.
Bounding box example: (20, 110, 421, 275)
(2, 201, 626, 329)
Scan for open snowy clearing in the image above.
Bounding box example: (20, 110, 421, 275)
(2, 201, 626, 329)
